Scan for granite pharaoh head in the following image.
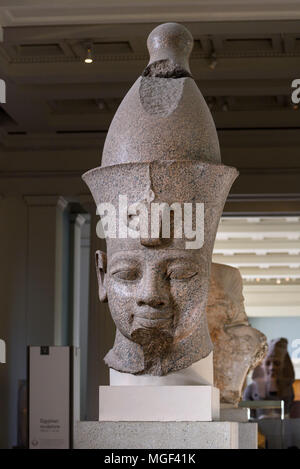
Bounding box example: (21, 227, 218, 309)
(264, 338, 295, 389)
(206, 263, 267, 405)
(244, 338, 295, 417)
(83, 23, 238, 376)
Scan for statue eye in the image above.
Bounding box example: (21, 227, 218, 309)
(111, 269, 140, 281)
(167, 267, 198, 280)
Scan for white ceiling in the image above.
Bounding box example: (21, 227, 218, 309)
(213, 216, 300, 317)
(0, 19, 299, 148)
(214, 216, 300, 281)
(0, 2, 299, 200)
(1, 1, 300, 26)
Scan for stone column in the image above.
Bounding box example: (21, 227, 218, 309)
(68, 212, 88, 423)
(69, 213, 87, 348)
(0, 195, 70, 447)
(24, 195, 69, 346)
(0, 195, 28, 448)
(78, 216, 91, 420)
(0, 195, 5, 365)
(79, 197, 115, 420)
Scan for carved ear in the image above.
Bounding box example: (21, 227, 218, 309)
(95, 250, 107, 303)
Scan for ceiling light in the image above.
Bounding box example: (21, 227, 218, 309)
(96, 100, 105, 110)
(208, 53, 217, 70)
(84, 47, 93, 64)
(222, 103, 229, 112)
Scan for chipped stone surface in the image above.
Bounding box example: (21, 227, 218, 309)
(142, 60, 192, 79)
(82, 23, 238, 376)
(139, 77, 184, 116)
(207, 263, 267, 405)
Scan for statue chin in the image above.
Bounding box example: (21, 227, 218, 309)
(131, 327, 173, 351)
(104, 309, 213, 376)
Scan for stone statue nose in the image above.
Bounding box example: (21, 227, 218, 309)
(136, 270, 169, 308)
(137, 296, 165, 308)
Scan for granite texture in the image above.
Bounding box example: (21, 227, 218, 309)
(74, 421, 240, 449)
(207, 263, 267, 405)
(82, 23, 238, 376)
(243, 338, 295, 418)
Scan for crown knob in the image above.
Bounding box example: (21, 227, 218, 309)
(146, 22, 193, 75)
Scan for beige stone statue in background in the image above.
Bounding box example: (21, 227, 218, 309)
(206, 263, 268, 406)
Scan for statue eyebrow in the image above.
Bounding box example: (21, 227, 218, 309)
(163, 254, 201, 265)
(109, 253, 140, 264)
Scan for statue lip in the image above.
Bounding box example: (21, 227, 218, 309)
(134, 310, 173, 328)
(134, 309, 173, 321)
(133, 317, 173, 331)
(135, 316, 173, 322)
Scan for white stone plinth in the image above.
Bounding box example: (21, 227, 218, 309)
(99, 385, 220, 422)
(74, 421, 239, 449)
(110, 352, 214, 386)
(238, 422, 257, 449)
(219, 406, 257, 448)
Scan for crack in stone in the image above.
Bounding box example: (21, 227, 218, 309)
(142, 59, 193, 79)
